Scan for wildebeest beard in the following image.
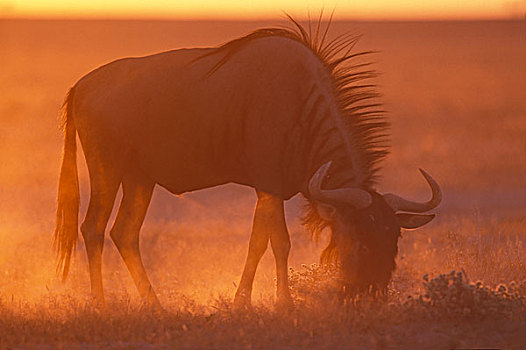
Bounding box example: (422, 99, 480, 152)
(303, 192, 402, 298)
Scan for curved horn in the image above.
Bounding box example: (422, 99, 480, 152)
(383, 169, 442, 213)
(308, 161, 372, 209)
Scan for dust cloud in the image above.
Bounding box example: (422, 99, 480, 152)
(0, 18, 524, 306)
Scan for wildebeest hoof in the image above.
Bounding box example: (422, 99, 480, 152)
(275, 295, 294, 313)
(232, 296, 253, 313)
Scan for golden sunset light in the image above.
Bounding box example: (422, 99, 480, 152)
(1, 0, 525, 347)
(2, 0, 525, 19)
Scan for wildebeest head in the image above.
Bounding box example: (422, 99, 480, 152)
(307, 162, 441, 296)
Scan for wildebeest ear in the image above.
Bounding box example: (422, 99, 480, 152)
(316, 203, 337, 221)
(396, 213, 435, 229)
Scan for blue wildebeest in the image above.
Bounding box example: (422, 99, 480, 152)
(54, 18, 441, 309)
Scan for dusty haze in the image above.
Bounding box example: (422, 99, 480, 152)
(0, 19, 525, 348)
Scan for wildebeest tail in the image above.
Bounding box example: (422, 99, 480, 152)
(53, 86, 79, 282)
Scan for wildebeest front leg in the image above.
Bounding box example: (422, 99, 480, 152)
(268, 199, 292, 309)
(234, 191, 291, 310)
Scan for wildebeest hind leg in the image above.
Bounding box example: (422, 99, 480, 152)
(80, 165, 121, 306)
(109, 172, 161, 309)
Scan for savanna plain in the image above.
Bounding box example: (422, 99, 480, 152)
(0, 19, 525, 349)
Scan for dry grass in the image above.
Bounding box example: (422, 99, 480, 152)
(1, 216, 525, 349)
(1, 19, 525, 349)
(1, 290, 523, 350)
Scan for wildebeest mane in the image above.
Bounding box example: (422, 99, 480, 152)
(197, 14, 390, 257)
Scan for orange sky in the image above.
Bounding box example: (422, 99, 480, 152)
(1, 0, 525, 19)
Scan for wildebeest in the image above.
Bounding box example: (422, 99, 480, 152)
(54, 18, 441, 310)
